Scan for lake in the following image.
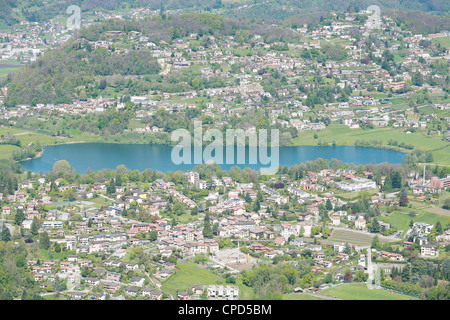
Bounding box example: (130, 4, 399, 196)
(20, 143, 406, 173)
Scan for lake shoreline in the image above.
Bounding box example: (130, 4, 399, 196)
(20, 143, 407, 173)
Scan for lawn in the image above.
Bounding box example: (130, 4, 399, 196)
(291, 123, 447, 152)
(393, 52, 405, 63)
(88, 196, 111, 208)
(0, 126, 30, 135)
(232, 48, 253, 57)
(160, 262, 225, 297)
(0, 144, 21, 159)
(0, 125, 60, 147)
(432, 36, 450, 48)
(431, 145, 450, 165)
(15, 132, 59, 146)
(0, 60, 24, 78)
(381, 210, 449, 235)
(337, 188, 378, 200)
(320, 283, 416, 300)
(417, 211, 449, 226)
(37, 247, 71, 261)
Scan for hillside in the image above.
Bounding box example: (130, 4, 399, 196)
(1, 0, 449, 28)
(2, 13, 301, 106)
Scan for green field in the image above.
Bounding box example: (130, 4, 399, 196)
(337, 189, 378, 200)
(291, 123, 449, 164)
(320, 283, 416, 300)
(0, 125, 68, 160)
(160, 262, 225, 297)
(0, 59, 24, 78)
(0, 144, 21, 159)
(431, 146, 450, 166)
(431, 36, 450, 48)
(324, 229, 393, 247)
(292, 123, 447, 150)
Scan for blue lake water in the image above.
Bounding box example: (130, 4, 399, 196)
(20, 143, 406, 173)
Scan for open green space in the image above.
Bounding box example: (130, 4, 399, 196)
(337, 188, 378, 200)
(431, 36, 450, 48)
(0, 144, 21, 159)
(0, 59, 25, 78)
(160, 262, 225, 297)
(319, 283, 416, 300)
(292, 123, 446, 150)
(380, 210, 449, 235)
(291, 123, 449, 163)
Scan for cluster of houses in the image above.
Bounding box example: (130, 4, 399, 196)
(2, 8, 449, 145)
(0, 150, 448, 300)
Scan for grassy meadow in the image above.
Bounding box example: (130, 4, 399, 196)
(319, 283, 416, 300)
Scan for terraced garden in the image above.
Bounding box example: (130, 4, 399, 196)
(323, 229, 394, 247)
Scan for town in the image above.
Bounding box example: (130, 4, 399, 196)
(0, 2, 449, 301)
(0, 156, 449, 300)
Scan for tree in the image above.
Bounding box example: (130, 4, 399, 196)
(435, 221, 443, 235)
(212, 222, 219, 236)
(39, 232, 50, 250)
(244, 192, 252, 204)
(51, 160, 74, 179)
(14, 209, 25, 226)
(370, 219, 381, 233)
(325, 199, 333, 211)
(62, 188, 76, 201)
(53, 242, 61, 253)
(443, 198, 450, 210)
(425, 285, 450, 300)
(343, 243, 352, 254)
(1, 225, 11, 242)
(442, 259, 450, 281)
(383, 174, 392, 191)
(391, 171, 402, 189)
(202, 212, 213, 239)
(107, 178, 116, 194)
(402, 264, 411, 282)
(149, 230, 158, 242)
(324, 272, 333, 284)
(344, 270, 353, 283)
(31, 217, 39, 236)
(354, 270, 368, 282)
(411, 72, 424, 86)
(371, 235, 380, 249)
(322, 227, 331, 238)
(253, 199, 261, 212)
(399, 189, 409, 207)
